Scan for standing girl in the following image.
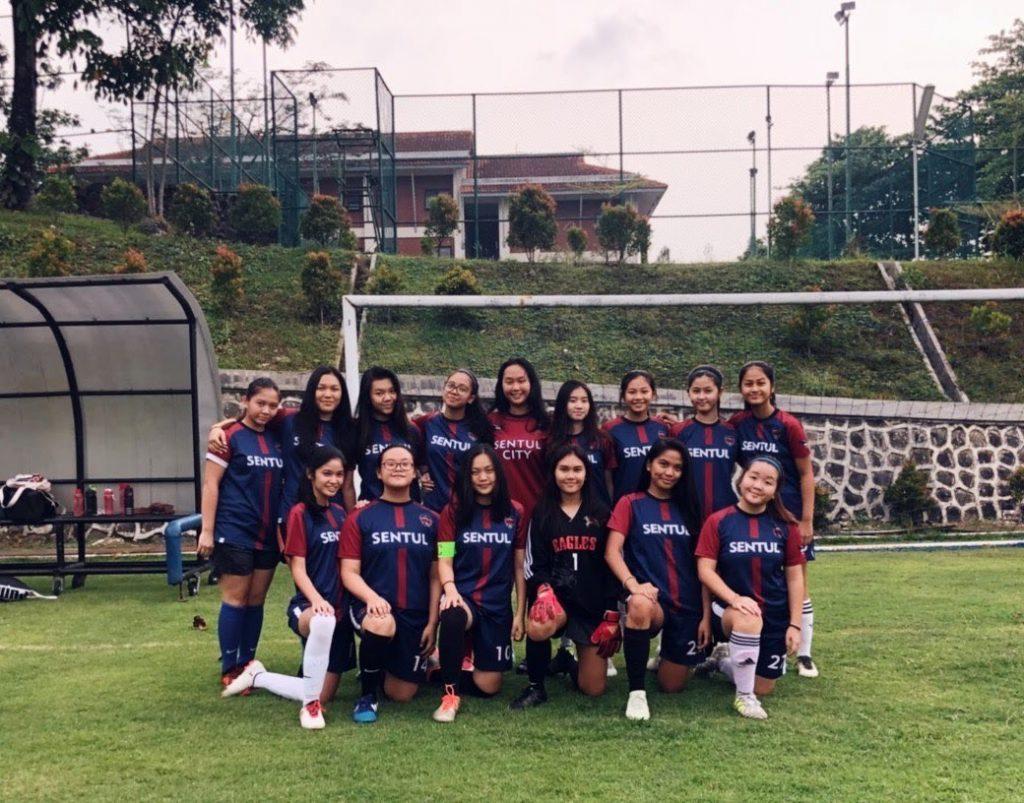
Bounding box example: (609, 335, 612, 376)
(415, 368, 494, 513)
(340, 444, 440, 723)
(548, 380, 617, 508)
(603, 370, 670, 503)
(605, 439, 709, 721)
(728, 361, 818, 678)
(696, 456, 806, 719)
(222, 446, 352, 730)
(432, 444, 527, 722)
(198, 377, 284, 690)
(670, 365, 740, 523)
(354, 366, 423, 503)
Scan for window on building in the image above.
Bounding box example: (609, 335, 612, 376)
(437, 244, 453, 258)
(342, 180, 362, 212)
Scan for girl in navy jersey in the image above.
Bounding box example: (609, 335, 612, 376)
(728, 361, 819, 678)
(670, 365, 740, 523)
(415, 368, 495, 513)
(198, 378, 284, 691)
(354, 367, 423, 503)
(603, 369, 670, 503)
(432, 444, 527, 722)
(606, 438, 708, 721)
(549, 380, 617, 507)
(223, 446, 351, 730)
(511, 444, 619, 710)
(488, 357, 549, 520)
(340, 444, 440, 723)
(696, 456, 806, 720)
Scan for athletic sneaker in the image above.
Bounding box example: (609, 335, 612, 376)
(509, 684, 548, 710)
(694, 642, 731, 677)
(797, 656, 820, 678)
(548, 646, 577, 677)
(221, 660, 264, 697)
(625, 690, 650, 721)
(606, 661, 618, 677)
(300, 700, 326, 730)
(733, 693, 768, 720)
(432, 684, 461, 723)
(352, 694, 379, 724)
(461, 655, 475, 673)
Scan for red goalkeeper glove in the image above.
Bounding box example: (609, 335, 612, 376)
(529, 583, 564, 624)
(589, 610, 622, 658)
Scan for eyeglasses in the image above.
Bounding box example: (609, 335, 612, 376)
(381, 460, 414, 470)
(444, 382, 472, 394)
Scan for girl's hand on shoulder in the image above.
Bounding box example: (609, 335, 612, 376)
(419, 471, 435, 492)
(355, 499, 371, 510)
(207, 425, 228, 456)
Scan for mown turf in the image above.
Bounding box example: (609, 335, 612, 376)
(2, 549, 1022, 801)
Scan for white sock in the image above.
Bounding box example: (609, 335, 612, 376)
(728, 631, 761, 697)
(799, 599, 814, 658)
(302, 614, 336, 704)
(253, 671, 304, 701)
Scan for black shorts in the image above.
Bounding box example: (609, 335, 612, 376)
(711, 602, 788, 680)
(287, 603, 357, 674)
(350, 605, 429, 684)
(654, 608, 706, 667)
(212, 541, 280, 576)
(463, 599, 513, 672)
(553, 604, 601, 648)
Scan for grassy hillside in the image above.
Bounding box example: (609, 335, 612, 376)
(362, 255, 942, 400)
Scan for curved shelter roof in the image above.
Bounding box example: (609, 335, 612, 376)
(0, 273, 220, 515)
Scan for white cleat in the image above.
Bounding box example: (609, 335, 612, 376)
(625, 690, 650, 721)
(221, 659, 264, 697)
(606, 661, 618, 677)
(300, 700, 326, 729)
(733, 693, 768, 720)
(797, 656, 819, 678)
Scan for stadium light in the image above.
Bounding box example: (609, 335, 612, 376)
(747, 131, 757, 255)
(825, 72, 840, 259)
(309, 93, 319, 195)
(835, 2, 855, 248)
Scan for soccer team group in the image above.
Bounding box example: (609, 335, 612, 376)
(197, 358, 820, 729)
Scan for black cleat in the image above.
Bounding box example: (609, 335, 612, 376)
(548, 646, 577, 677)
(510, 684, 548, 710)
(515, 658, 528, 675)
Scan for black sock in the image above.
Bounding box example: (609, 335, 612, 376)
(623, 626, 651, 692)
(526, 637, 551, 688)
(438, 606, 469, 689)
(359, 630, 390, 697)
(459, 669, 497, 698)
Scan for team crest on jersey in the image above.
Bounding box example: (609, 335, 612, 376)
(419, 514, 434, 528)
(724, 435, 736, 446)
(504, 516, 517, 529)
(584, 515, 603, 528)
(772, 525, 785, 538)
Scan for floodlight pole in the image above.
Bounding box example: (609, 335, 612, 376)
(747, 131, 757, 254)
(826, 73, 838, 260)
(229, 0, 237, 189)
(837, 3, 854, 248)
(310, 94, 320, 195)
(912, 84, 920, 260)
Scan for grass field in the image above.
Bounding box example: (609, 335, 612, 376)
(2, 548, 1022, 801)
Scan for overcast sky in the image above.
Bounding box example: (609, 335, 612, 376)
(3, 0, 1021, 258)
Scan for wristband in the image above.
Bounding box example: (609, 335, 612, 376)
(623, 575, 635, 590)
(787, 623, 801, 631)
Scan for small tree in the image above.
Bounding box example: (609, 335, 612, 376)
(507, 184, 557, 262)
(116, 247, 148, 274)
(992, 208, 1024, 260)
(596, 202, 640, 265)
(884, 461, 939, 526)
(26, 227, 74, 277)
(300, 194, 348, 246)
(435, 265, 480, 326)
(101, 178, 146, 233)
(169, 183, 215, 237)
(34, 175, 77, 221)
(424, 193, 460, 256)
(767, 194, 815, 260)
(229, 184, 282, 245)
(420, 235, 435, 256)
(301, 250, 344, 324)
(365, 262, 404, 295)
(566, 226, 587, 262)
(210, 244, 244, 314)
(968, 302, 1012, 341)
(923, 208, 960, 257)
(632, 216, 652, 264)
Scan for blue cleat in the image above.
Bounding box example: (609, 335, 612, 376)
(352, 694, 379, 724)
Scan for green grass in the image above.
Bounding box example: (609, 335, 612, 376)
(2, 549, 1022, 801)
(363, 255, 942, 400)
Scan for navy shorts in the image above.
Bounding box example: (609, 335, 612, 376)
(802, 539, 816, 562)
(655, 607, 707, 667)
(350, 605, 429, 684)
(711, 602, 788, 680)
(463, 598, 513, 672)
(287, 603, 356, 674)
(212, 541, 279, 576)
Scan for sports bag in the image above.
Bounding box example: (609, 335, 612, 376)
(0, 474, 59, 524)
(0, 574, 57, 602)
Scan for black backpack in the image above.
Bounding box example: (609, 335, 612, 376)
(0, 474, 59, 524)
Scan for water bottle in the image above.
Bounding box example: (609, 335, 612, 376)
(85, 486, 98, 516)
(123, 484, 135, 516)
(102, 488, 115, 516)
(73, 488, 85, 517)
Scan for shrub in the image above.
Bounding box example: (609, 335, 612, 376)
(923, 207, 960, 256)
(884, 461, 939, 525)
(169, 183, 215, 237)
(229, 183, 281, 244)
(420, 235, 435, 256)
(767, 194, 815, 260)
(116, 247, 148, 274)
(34, 175, 77, 219)
(632, 216, 652, 263)
(992, 208, 1024, 259)
(365, 262, 403, 295)
(507, 184, 557, 261)
(300, 194, 351, 246)
(783, 286, 840, 356)
(210, 244, 244, 313)
(26, 226, 74, 277)
(435, 265, 480, 296)
(968, 302, 1012, 340)
(566, 226, 587, 262)
(301, 250, 344, 323)
(135, 217, 169, 236)
(424, 193, 460, 256)
(596, 202, 640, 265)
(813, 482, 833, 531)
(100, 178, 146, 233)
(1007, 466, 1024, 509)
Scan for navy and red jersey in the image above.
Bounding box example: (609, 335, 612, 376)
(670, 418, 740, 523)
(206, 421, 283, 551)
(413, 412, 480, 513)
(567, 431, 618, 508)
(279, 409, 354, 517)
(609, 491, 702, 616)
(339, 499, 438, 613)
(283, 501, 347, 614)
(696, 505, 805, 621)
(356, 419, 423, 502)
(729, 409, 811, 519)
(488, 411, 548, 519)
(438, 500, 527, 616)
(603, 416, 670, 503)
(525, 502, 616, 618)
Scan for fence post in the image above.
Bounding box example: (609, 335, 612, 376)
(618, 89, 624, 188)
(472, 93, 479, 259)
(912, 84, 921, 261)
(765, 85, 773, 259)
